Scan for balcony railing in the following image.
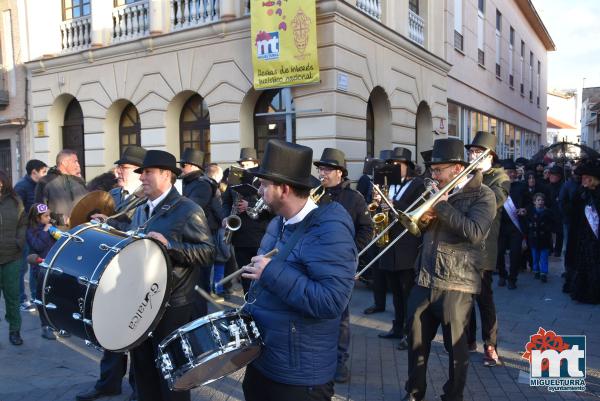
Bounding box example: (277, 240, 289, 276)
(454, 30, 463, 51)
(478, 49, 485, 66)
(496, 63, 501, 77)
(0, 66, 8, 108)
(356, 0, 382, 21)
(112, 1, 150, 43)
(509, 74, 514, 87)
(408, 9, 424, 46)
(171, 0, 220, 31)
(60, 16, 92, 52)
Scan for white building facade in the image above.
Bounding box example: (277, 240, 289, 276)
(445, 0, 554, 160)
(21, 0, 451, 180)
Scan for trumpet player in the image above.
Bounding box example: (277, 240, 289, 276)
(222, 148, 272, 294)
(464, 132, 510, 368)
(313, 148, 372, 384)
(403, 138, 496, 401)
(375, 148, 425, 352)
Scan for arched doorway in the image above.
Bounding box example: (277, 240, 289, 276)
(119, 103, 141, 155)
(180, 94, 211, 163)
(366, 100, 375, 158)
(254, 89, 295, 160)
(62, 98, 85, 177)
(367, 87, 392, 156)
(415, 102, 433, 165)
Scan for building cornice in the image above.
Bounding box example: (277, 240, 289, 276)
(515, 0, 556, 51)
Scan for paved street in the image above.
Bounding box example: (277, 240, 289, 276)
(1, 256, 598, 401)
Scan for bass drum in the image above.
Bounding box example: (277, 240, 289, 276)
(39, 223, 171, 351)
(157, 309, 262, 391)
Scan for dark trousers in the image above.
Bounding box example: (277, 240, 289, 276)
(192, 269, 209, 319)
(222, 250, 237, 291)
(95, 351, 136, 395)
(234, 246, 258, 294)
(467, 271, 498, 347)
(383, 269, 415, 335)
(242, 364, 334, 401)
(496, 224, 522, 283)
(553, 226, 564, 256)
(337, 304, 350, 366)
(131, 304, 193, 401)
(405, 286, 474, 401)
(371, 268, 387, 310)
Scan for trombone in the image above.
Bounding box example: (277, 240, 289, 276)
(355, 148, 491, 279)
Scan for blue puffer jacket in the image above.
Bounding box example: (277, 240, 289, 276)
(245, 202, 357, 386)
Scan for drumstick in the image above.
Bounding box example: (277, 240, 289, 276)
(194, 286, 224, 310)
(216, 248, 279, 287)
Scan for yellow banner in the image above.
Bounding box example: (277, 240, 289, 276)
(251, 0, 320, 89)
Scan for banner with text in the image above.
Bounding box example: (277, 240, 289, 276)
(251, 0, 320, 89)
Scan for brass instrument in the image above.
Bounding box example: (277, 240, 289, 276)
(247, 197, 269, 219)
(372, 211, 389, 247)
(355, 149, 491, 279)
(309, 178, 326, 203)
(223, 215, 242, 244)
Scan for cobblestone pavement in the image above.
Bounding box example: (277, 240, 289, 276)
(0, 256, 598, 401)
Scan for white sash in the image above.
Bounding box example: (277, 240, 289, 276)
(503, 196, 522, 233)
(585, 204, 599, 239)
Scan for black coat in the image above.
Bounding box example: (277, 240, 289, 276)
(378, 177, 425, 271)
(34, 167, 88, 226)
(356, 174, 372, 203)
(222, 185, 273, 248)
(480, 167, 510, 271)
(524, 207, 554, 250)
(14, 174, 37, 214)
(182, 170, 223, 232)
(499, 180, 527, 233)
(319, 179, 372, 251)
(109, 187, 215, 307)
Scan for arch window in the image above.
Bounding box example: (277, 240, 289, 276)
(254, 89, 295, 160)
(119, 103, 141, 155)
(180, 94, 210, 163)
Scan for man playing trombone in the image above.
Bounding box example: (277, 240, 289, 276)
(403, 138, 496, 401)
(313, 148, 372, 383)
(376, 148, 425, 351)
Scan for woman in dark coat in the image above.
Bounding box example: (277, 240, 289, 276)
(569, 161, 600, 304)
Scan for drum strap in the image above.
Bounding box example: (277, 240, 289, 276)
(137, 198, 182, 233)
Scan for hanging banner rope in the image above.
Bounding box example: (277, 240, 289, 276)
(251, 0, 320, 89)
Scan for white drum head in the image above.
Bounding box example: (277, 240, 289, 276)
(92, 239, 169, 351)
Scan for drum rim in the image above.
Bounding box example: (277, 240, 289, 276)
(165, 341, 263, 391)
(100, 236, 173, 352)
(160, 309, 248, 346)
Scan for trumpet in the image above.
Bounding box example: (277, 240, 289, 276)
(355, 149, 491, 279)
(247, 197, 269, 219)
(310, 178, 326, 203)
(223, 215, 242, 244)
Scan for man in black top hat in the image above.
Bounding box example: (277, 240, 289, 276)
(76, 146, 146, 401)
(376, 147, 425, 352)
(240, 140, 356, 401)
(403, 137, 496, 401)
(464, 131, 510, 367)
(356, 157, 383, 203)
(313, 147, 372, 383)
(102, 150, 215, 401)
(547, 165, 564, 256)
(222, 147, 272, 294)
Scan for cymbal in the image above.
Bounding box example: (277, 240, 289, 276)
(69, 190, 116, 228)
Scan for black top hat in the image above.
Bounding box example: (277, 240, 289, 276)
(249, 140, 313, 189)
(314, 148, 347, 176)
(179, 148, 205, 169)
(114, 146, 146, 167)
(362, 157, 383, 175)
(420, 150, 433, 164)
(501, 158, 517, 170)
(387, 147, 415, 169)
(465, 131, 498, 158)
(134, 150, 182, 176)
(549, 165, 563, 175)
(379, 149, 393, 160)
(426, 138, 469, 166)
(238, 148, 258, 163)
(515, 157, 529, 166)
(575, 159, 600, 179)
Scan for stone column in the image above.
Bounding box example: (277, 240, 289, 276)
(149, 0, 168, 35)
(90, 0, 113, 47)
(220, 0, 240, 20)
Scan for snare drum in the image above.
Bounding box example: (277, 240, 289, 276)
(157, 309, 262, 391)
(37, 223, 171, 351)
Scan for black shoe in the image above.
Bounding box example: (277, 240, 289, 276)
(334, 364, 349, 383)
(541, 274, 548, 283)
(507, 281, 517, 290)
(397, 337, 409, 350)
(9, 331, 23, 346)
(498, 277, 506, 287)
(378, 328, 403, 339)
(75, 388, 122, 401)
(363, 305, 385, 315)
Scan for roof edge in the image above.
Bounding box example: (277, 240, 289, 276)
(515, 0, 556, 51)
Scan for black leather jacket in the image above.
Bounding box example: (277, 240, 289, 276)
(415, 170, 496, 294)
(182, 170, 223, 232)
(109, 187, 215, 307)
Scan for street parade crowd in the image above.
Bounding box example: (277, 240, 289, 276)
(0, 133, 598, 401)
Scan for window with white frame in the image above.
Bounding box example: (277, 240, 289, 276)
(477, 0, 485, 66)
(520, 40, 525, 95)
(537, 61, 541, 106)
(454, 0, 463, 51)
(529, 51, 534, 102)
(495, 10, 501, 77)
(509, 26, 514, 87)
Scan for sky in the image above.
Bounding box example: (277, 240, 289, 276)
(532, 0, 600, 91)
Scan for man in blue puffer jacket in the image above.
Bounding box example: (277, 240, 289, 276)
(240, 139, 357, 401)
